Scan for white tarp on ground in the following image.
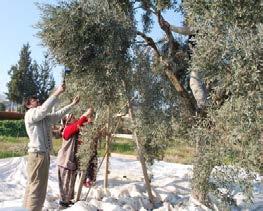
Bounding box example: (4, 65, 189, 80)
(0, 155, 262, 211)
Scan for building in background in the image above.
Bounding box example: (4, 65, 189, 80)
(0, 93, 17, 111)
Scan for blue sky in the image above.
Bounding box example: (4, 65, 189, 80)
(0, 0, 59, 95)
(0, 0, 183, 97)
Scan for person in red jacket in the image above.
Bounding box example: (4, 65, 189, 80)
(57, 108, 94, 208)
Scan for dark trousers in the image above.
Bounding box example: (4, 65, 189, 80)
(58, 166, 77, 203)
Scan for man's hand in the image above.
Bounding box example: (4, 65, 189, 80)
(53, 84, 65, 96)
(71, 95, 80, 106)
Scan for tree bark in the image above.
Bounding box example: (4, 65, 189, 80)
(162, 62, 196, 115)
(170, 26, 194, 35)
(138, 10, 210, 203)
(137, 31, 197, 115)
(189, 70, 207, 110)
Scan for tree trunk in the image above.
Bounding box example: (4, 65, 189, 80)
(163, 65, 196, 116)
(189, 71, 207, 110)
(260, 133, 263, 175)
(191, 151, 215, 206)
(192, 168, 211, 204)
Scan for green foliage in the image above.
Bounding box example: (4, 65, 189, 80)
(37, 0, 134, 104)
(0, 103, 6, 111)
(183, 0, 262, 206)
(33, 53, 55, 103)
(7, 44, 37, 104)
(158, 0, 177, 10)
(191, 97, 261, 205)
(37, 0, 136, 170)
(131, 47, 177, 164)
(37, 0, 186, 171)
(77, 107, 107, 170)
(6, 44, 55, 104)
(0, 120, 27, 137)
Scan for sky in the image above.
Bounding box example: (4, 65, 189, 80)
(0, 0, 183, 98)
(0, 0, 60, 96)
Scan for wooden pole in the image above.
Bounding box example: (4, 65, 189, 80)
(127, 100, 155, 203)
(75, 171, 86, 201)
(0, 112, 24, 120)
(104, 105, 111, 189)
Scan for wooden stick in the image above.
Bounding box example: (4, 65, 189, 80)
(75, 171, 86, 201)
(104, 105, 111, 189)
(127, 99, 155, 203)
(84, 151, 107, 200)
(0, 112, 24, 120)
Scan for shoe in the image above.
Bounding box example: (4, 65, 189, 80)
(69, 200, 75, 205)
(59, 200, 70, 208)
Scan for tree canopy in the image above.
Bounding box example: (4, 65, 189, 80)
(37, 0, 135, 105)
(6, 44, 55, 105)
(36, 0, 262, 208)
(183, 0, 262, 206)
(7, 44, 37, 104)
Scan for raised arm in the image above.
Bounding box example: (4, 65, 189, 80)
(25, 85, 65, 123)
(48, 96, 80, 124)
(63, 107, 94, 140)
(63, 116, 88, 140)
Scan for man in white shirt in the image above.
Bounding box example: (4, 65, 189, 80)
(23, 84, 79, 211)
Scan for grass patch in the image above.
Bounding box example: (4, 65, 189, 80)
(109, 137, 135, 155)
(0, 136, 28, 158)
(163, 142, 195, 164)
(53, 138, 136, 156)
(0, 136, 63, 158)
(0, 151, 26, 159)
(52, 138, 63, 155)
(0, 136, 28, 143)
(0, 136, 195, 164)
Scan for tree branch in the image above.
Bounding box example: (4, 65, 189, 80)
(130, 0, 141, 4)
(156, 11, 180, 57)
(137, 14, 197, 114)
(170, 25, 194, 36)
(137, 31, 160, 57)
(134, 5, 143, 10)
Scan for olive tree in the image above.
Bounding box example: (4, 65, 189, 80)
(37, 0, 161, 203)
(183, 0, 262, 207)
